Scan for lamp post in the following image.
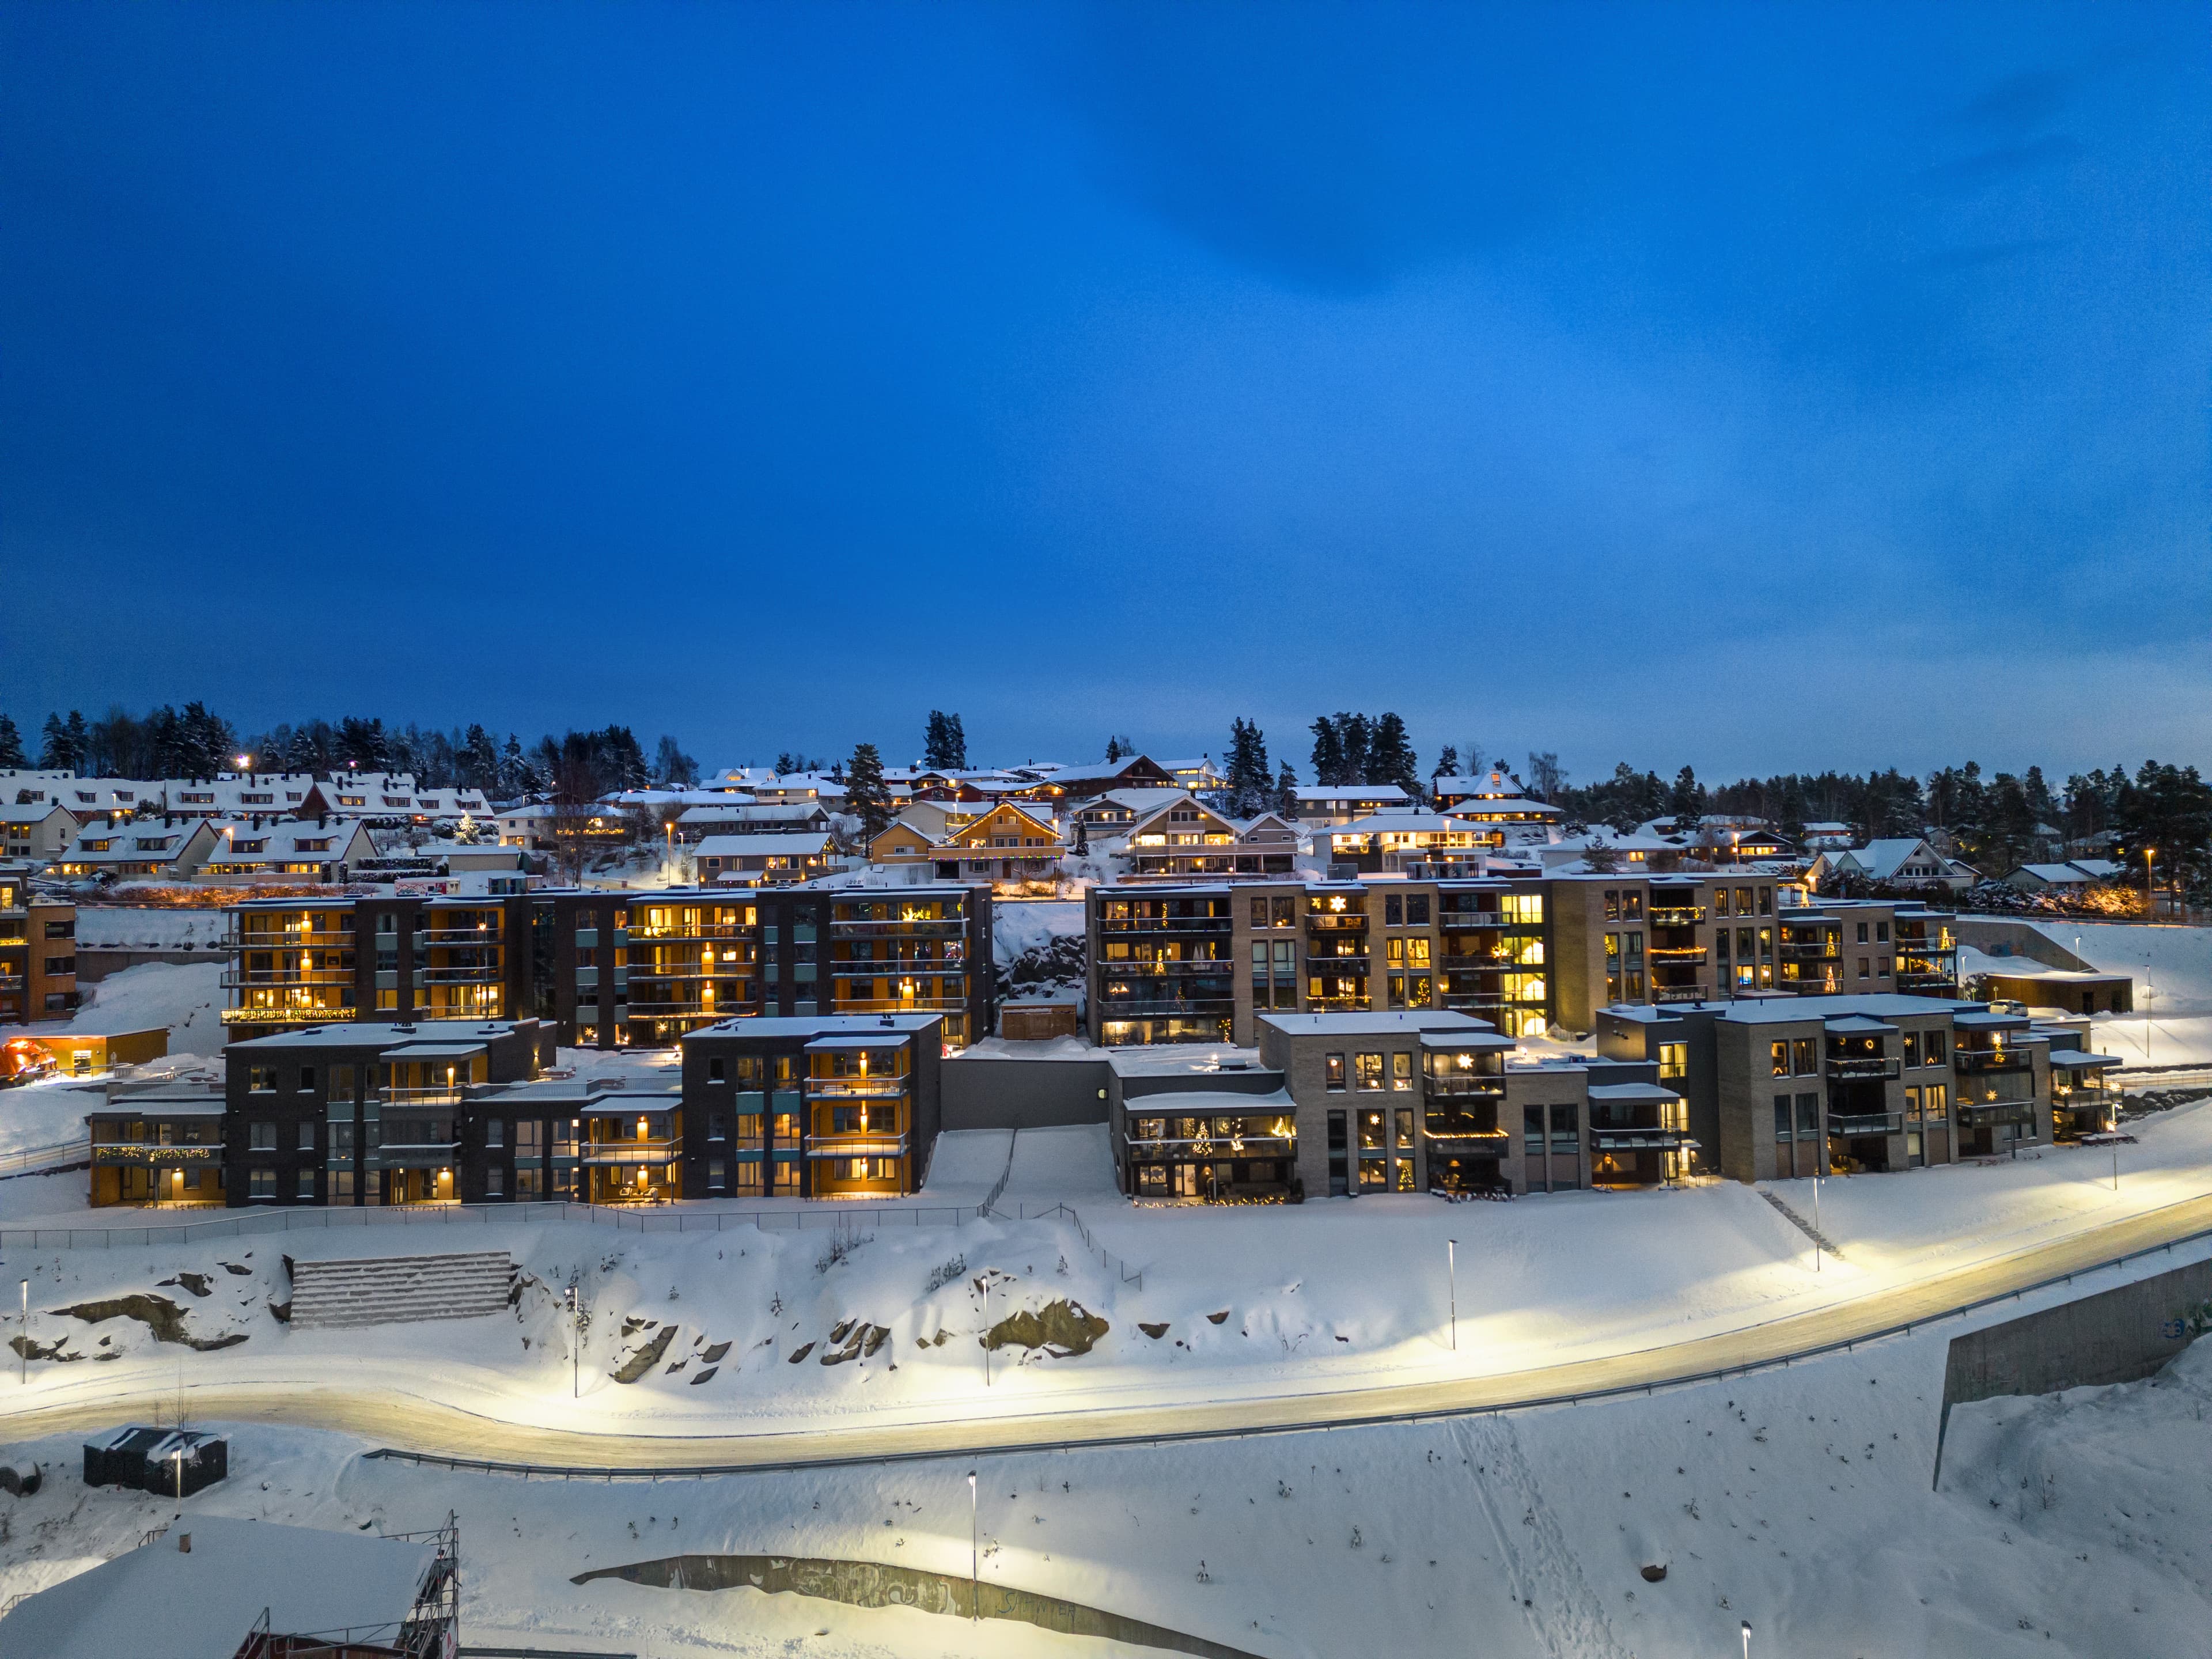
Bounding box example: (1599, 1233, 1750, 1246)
(982, 1274, 991, 1388)
(967, 1471, 979, 1621)
(1446, 1239, 1458, 1351)
(18, 1280, 25, 1385)
(1812, 1176, 1821, 1273)
(2145, 846, 2156, 921)
(566, 1284, 579, 1399)
(1741, 1619, 1752, 1658)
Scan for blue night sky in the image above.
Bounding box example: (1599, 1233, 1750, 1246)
(2, 3, 2205, 781)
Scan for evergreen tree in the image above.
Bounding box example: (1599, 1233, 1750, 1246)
(1435, 744, 1459, 779)
(459, 725, 502, 792)
(1224, 718, 1272, 816)
(653, 735, 699, 788)
(497, 734, 537, 798)
(1366, 713, 1419, 797)
(922, 711, 967, 770)
(0, 714, 23, 768)
(338, 717, 390, 771)
(2022, 764, 2058, 827)
(1309, 716, 1345, 788)
(1275, 760, 1299, 817)
(844, 742, 892, 843)
(1339, 714, 1372, 785)
(39, 714, 70, 770)
(1104, 733, 1135, 763)
(1667, 765, 1706, 823)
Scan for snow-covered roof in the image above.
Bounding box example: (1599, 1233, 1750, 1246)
(694, 832, 838, 855)
(1441, 796, 1561, 818)
(0, 1516, 437, 1659)
(1295, 785, 1412, 804)
(1257, 1010, 1493, 1037)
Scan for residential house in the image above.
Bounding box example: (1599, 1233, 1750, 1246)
(1807, 837, 1972, 893)
(1109, 797, 1296, 880)
(1323, 810, 1486, 876)
(0, 801, 79, 859)
(54, 817, 225, 882)
(196, 817, 379, 884)
(694, 831, 844, 885)
(2006, 859, 2127, 895)
(87, 1075, 228, 1206)
(1290, 784, 1414, 826)
(1024, 755, 1179, 804)
(912, 800, 1067, 887)
(161, 773, 319, 819)
(300, 772, 492, 824)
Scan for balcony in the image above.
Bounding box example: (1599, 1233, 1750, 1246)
(378, 1141, 461, 1168)
(383, 1086, 468, 1105)
(1437, 910, 1510, 929)
(622, 1000, 732, 1018)
(1306, 915, 1369, 932)
(1826, 1110, 1904, 1136)
(1647, 906, 1705, 926)
(1651, 984, 1709, 1005)
(582, 1138, 683, 1165)
(1895, 971, 1957, 993)
(1126, 1130, 1294, 1153)
(1099, 955, 1236, 975)
(1646, 946, 1707, 964)
(1096, 997, 1238, 1017)
(1956, 1050, 2033, 1074)
(417, 927, 505, 946)
(1959, 1099, 2039, 1127)
(1097, 916, 1233, 935)
(1779, 941, 1840, 960)
(415, 964, 506, 985)
(222, 1004, 350, 1025)
(831, 917, 966, 937)
(92, 1142, 223, 1165)
(1424, 1073, 1506, 1097)
(804, 1135, 912, 1160)
(1588, 1126, 1699, 1152)
(1827, 1056, 1901, 1080)
(221, 969, 353, 989)
(226, 929, 354, 949)
(804, 1077, 910, 1099)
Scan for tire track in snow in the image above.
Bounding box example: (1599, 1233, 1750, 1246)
(1450, 1415, 1635, 1659)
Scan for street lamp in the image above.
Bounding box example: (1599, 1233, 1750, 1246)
(18, 1280, 25, 1386)
(1742, 1619, 1752, 1658)
(1446, 1239, 1457, 1351)
(2145, 846, 2156, 919)
(566, 1285, 579, 1398)
(967, 1471, 979, 1621)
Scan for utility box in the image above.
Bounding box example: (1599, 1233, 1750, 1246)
(84, 1427, 228, 1497)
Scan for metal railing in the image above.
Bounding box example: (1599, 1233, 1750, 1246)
(1827, 1111, 1905, 1136)
(0, 1137, 92, 1177)
(0, 1195, 994, 1249)
(1828, 1057, 1902, 1080)
(998, 1200, 1142, 1290)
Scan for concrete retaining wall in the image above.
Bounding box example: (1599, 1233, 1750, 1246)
(941, 1056, 1111, 1132)
(1948, 919, 2094, 972)
(1934, 1253, 2212, 1484)
(75, 948, 215, 982)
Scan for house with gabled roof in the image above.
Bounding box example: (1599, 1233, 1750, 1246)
(870, 800, 1066, 888)
(1113, 800, 1300, 880)
(1807, 836, 1972, 893)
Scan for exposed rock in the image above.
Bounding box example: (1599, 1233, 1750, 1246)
(56, 1294, 246, 1351)
(701, 1340, 730, 1364)
(690, 1366, 718, 1385)
(986, 1300, 1109, 1358)
(1138, 1322, 1170, 1340)
(788, 1342, 815, 1363)
(1641, 1564, 1668, 1583)
(612, 1325, 677, 1383)
(219, 1263, 253, 1277)
(1205, 1310, 1230, 1325)
(159, 1273, 214, 1298)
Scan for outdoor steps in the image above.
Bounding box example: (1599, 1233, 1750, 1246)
(287, 1250, 514, 1331)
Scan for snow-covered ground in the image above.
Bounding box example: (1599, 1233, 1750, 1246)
(2021, 921, 2212, 1067)
(71, 906, 232, 953)
(4, 1099, 2210, 1449)
(61, 960, 227, 1060)
(5, 1255, 2210, 1657)
(993, 900, 1084, 966)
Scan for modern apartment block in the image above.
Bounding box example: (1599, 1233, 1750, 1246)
(1086, 878, 1555, 1048)
(222, 882, 994, 1051)
(0, 864, 77, 1025)
(1597, 992, 2062, 1183)
(678, 1013, 945, 1200)
(219, 1020, 554, 1207)
(1103, 1009, 1691, 1202)
(87, 1077, 228, 1207)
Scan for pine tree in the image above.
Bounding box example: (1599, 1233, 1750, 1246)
(0, 714, 24, 768)
(1338, 714, 1372, 785)
(1104, 734, 1135, 763)
(1366, 713, 1418, 797)
(1275, 760, 1299, 817)
(845, 743, 892, 844)
(1309, 717, 1345, 789)
(1224, 718, 1272, 816)
(923, 711, 968, 770)
(1668, 765, 1705, 824)
(498, 734, 537, 798)
(1435, 744, 1459, 779)
(39, 714, 68, 770)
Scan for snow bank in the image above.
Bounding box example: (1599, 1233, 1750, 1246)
(921, 1128, 1013, 1199)
(1000, 1125, 1118, 1204)
(2032, 921, 2212, 1016)
(65, 961, 226, 1061)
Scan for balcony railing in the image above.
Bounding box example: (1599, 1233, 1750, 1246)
(1651, 984, 1709, 1004)
(1423, 1074, 1506, 1097)
(1779, 941, 1839, 959)
(1959, 1099, 2039, 1127)
(1097, 916, 1233, 934)
(221, 1004, 350, 1025)
(384, 1086, 468, 1105)
(1305, 916, 1369, 931)
(1827, 1056, 1902, 1080)
(1589, 1127, 1698, 1151)
(415, 965, 506, 985)
(1125, 1132, 1293, 1153)
(582, 1139, 683, 1165)
(1096, 997, 1237, 1017)
(226, 929, 354, 949)
(1098, 955, 1236, 974)
(831, 917, 967, 937)
(620, 1002, 728, 1019)
(1646, 946, 1707, 963)
(221, 969, 353, 988)
(1895, 971, 1957, 991)
(416, 927, 505, 945)
(1647, 907, 1705, 926)
(92, 1142, 223, 1165)
(804, 1135, 912, 1159)
(804, 1078, 910, 1098)
(1956, 1050, 2033, 1074)
(1423, 1127, 1510, 1148)
(1826, 1110, 1904, 1136)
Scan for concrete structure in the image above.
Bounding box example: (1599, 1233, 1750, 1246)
(942, 1050, 1111, 1132)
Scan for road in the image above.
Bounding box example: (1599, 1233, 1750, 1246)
(5, 1190, 2211, 1474)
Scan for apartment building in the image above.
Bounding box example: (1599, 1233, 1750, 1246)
(219, 1020, 552, 1207)
(693, 831, 843, 885)
(1103, 1008, 1687, 1202)
(224, 893, 534, 1032)
(1597, 992, 2052, 1183)
(679, 1013, 945, 1199)
(1086, 878, 1554, 1048)
(1, 864, 78, 1025)
(1112, 798, 1298, 880)
(87, 1077, 228, 1207)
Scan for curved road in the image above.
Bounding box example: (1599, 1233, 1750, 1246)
(5, 1191, 2211, 1472)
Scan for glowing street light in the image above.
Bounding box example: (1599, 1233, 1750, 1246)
(1742, 1620, 1753, 1658)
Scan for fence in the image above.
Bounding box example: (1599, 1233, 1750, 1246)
(1001, 1200, 1143, 1291)
(0, 1138, 92, 1180)
(0, 1196, 988, 1252)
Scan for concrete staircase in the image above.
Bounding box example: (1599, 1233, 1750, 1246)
(287, 1250, 514, 1331)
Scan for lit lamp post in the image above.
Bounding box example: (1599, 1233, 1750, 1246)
(2145, 846, 2157, 921)
(1446, 1238, 1457, 1351)
(566, 1285, 579, 1398)
(18, 1279, 25, 1386)
(1741, 1619, 1753, 1658)
(967, 1471, 979, 1621)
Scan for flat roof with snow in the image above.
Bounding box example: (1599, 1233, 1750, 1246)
(226, 1020, 529, 1051)
(804, 1033, 912, 1051)
(0, 1516, 435, 1659)
(1258, 1010, 1493, 1037)
(694, 1013, 942, 1039)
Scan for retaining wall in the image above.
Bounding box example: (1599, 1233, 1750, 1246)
(941, 1056, 1111, 1132)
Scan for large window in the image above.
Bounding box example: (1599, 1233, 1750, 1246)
(1355, 1053, 1383, 1090)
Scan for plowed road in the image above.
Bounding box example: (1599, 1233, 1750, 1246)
(5, 1192, 2210, 1473)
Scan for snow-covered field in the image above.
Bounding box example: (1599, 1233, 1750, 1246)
(62, 960, 227, 1059)
(2020, 921, 2212, 1067)
(4, 1255, 2210, 1658)
(3, 1099, 2210, 1449)
(72, 906, 232, 953)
